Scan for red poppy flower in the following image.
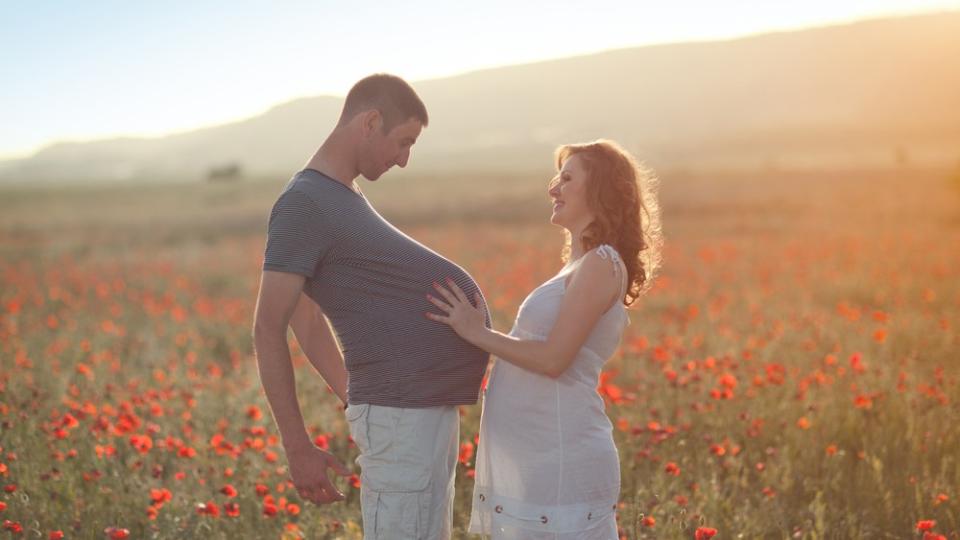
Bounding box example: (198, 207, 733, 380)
(150, 488, 172, 506)
(104, 527, 130, 539)
(459, 442, 474, 465)
(695, 526, 718, 540)
(128, 434, 153, 454)
(196, 501, 220, 517)
(719, 373, 737, 389)
(313, 434, 330, 450)
(916, 520, 936, 532)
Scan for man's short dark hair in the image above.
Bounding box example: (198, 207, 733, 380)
(338, 73, 429, 132)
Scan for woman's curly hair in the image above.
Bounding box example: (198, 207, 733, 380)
(554, 139, 663, 306)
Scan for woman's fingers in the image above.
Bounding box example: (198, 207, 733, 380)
(432, 281, 459, 305)
(426, 293, 451, 312)
(425, 311, 450, 323)
(445, 278, 470, 304)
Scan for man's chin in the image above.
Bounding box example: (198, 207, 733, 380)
(361, 168, 388, 182)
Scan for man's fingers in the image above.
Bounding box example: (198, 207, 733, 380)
(318, 476, 345, 501)
(329, 457, 352, 477)
(299, 484, 341, 506)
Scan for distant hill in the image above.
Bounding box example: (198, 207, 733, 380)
(4, 11, 960, 183)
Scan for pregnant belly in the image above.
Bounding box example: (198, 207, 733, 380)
(482, 362, 614, 452)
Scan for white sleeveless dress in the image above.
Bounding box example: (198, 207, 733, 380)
(468, 244, 629, 539)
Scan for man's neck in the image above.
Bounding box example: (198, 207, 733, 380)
(304, 133, 360, 188)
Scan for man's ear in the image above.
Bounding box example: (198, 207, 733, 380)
(359, 109, 383, 139)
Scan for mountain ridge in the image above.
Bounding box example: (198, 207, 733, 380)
(5, 11, 959, 183)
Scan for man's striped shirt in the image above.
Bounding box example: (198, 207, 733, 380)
(263, 168, 489, 407)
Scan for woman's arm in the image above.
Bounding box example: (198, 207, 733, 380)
(427, 250, 621, 378)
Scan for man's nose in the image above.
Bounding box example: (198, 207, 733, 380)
(396, 148, 411, 168)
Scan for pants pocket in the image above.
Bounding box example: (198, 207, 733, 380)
(362, 488, 431, 540)
(355, 406, 446, 539)
(360, 406, 432, 493)
(345, 403, 372, 458)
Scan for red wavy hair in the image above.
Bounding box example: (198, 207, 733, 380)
(554, 139, 662, 306)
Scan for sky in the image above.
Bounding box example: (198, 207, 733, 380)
(2, 0, 958, 160)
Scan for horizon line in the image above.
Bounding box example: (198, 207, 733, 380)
(3, 7, 956, 162)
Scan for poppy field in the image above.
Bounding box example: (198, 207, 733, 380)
(1, 167, 958, 539)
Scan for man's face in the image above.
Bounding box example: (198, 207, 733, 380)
(359, 116, 423, 181)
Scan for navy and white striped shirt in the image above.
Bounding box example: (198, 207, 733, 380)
(263, 169, 490, 407)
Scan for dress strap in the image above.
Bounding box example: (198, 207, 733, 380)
(595, 244, 628, 305)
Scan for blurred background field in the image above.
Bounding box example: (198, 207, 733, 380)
(1, 163, 959, 539)
(3, 4, 960, 539)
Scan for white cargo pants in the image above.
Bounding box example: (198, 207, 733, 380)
(346, 403, 459, 540)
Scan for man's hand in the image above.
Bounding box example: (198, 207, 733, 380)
(287, 444, 353, 505)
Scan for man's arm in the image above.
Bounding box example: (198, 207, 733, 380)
(289, 292, 348, 406)
(252, 270, 350, 505)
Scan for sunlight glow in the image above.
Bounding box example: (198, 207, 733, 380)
(1, 0, 958, 159)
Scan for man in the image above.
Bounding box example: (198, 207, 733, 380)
(252, 73, 489, 540)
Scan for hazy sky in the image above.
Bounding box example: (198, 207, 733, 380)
(2, 0, 958, 159)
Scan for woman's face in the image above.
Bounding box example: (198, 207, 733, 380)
(548, 154, 594, 230)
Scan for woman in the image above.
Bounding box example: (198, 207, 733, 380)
(426, 139, 662, 539)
